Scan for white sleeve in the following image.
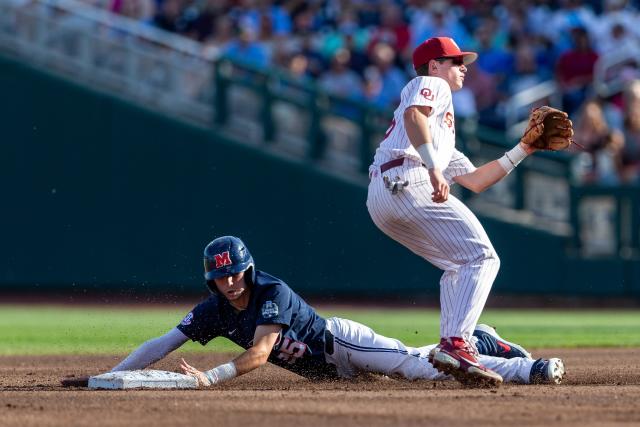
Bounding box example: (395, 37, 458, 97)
(110, 327, 189, 372)
(400, 76, 450, 116)
(443, 149, 476, 184)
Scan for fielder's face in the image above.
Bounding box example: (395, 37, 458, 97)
(431, 56, 467, 91)
(214, 270, 249, 302)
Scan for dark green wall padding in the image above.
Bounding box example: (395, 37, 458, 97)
(0, 55, 634, 297)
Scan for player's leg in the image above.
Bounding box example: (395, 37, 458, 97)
(324, 317, 446, 380)
(430, 195, 500, 341)
(369, 166, 502, 384)
(472, 324, 532, 359)
(325, 317, 565, 385)
(369, 165, 499, 341)
(477, 355, 565, 384)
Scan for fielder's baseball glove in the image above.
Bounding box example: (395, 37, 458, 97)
(521, 106, 574, 151)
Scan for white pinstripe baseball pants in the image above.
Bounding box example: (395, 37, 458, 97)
(324, 317, 532, 382)
(366, 163, 500, 341)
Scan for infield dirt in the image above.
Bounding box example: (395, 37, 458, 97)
(1, 348, 639, 427)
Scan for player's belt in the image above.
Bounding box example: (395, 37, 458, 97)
(379, 157, 406, 173)
(324, 329, 335, 355)
(379, 157, 426, 173)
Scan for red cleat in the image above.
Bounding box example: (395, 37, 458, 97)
(428, 337, 503, 387)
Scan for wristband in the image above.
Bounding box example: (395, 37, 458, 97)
(416, 143, 437, 169)
(497, 143, 528, 174)
(204, 362, 237, 386)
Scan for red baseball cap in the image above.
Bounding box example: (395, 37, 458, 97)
(412, 37, 478, 70)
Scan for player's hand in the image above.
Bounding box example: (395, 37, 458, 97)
(180, 358, 211, 387)
(428, 168, 449, 203)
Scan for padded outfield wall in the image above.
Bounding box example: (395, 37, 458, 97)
(0, 55, 627, 298)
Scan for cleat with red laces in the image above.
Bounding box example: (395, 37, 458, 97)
(428, 337, 503, 387)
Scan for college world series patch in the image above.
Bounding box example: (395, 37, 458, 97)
(261, 301, 279, 319)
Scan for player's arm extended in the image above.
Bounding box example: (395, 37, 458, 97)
(453, 142, 536, 193)
(180, 324, 282, 386)
(111, 327, 189, 372)
(404, 105, 449, 202)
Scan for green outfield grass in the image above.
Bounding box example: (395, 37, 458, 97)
(1, 305, 639, 355)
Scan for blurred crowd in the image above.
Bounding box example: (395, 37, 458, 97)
(82, 0, 640, 184)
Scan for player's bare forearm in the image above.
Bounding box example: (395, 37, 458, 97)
(111, 328, 188, 372)
(232, 325, 282, 375)
(181, 325, 281, 386)
(453, 160, 507, 193)
(454, 142, 535, 193)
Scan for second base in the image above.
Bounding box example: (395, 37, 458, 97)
(88, 370, 198, 389)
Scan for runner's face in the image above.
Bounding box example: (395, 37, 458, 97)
(431, 57, 467, 91)
(214, 271, 248, 301)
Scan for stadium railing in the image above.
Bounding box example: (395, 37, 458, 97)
(0, 0, 214, 123)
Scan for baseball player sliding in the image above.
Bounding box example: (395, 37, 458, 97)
(366, 37, 573, 385)
(63, 236, 565, 388)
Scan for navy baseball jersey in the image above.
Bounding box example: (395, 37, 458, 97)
(177, 270, 337, 379)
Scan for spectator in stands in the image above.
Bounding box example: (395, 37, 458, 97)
(471, 19, 513, 78)
(202, 15, 235, 58)
(183, 1, 227, 42)
(504, 39, 547, 94)
(110, 0, 155, 24)
(555, 26, 599, 115)
(366, 3, 411, 58)
(152, 0, 185, 33)
(595, 0, 639, 53)
(409, 1, 471, 49)
(526, 0, 555, 38)
(364, 43, 405, 109)
(621, 103, 640, 183)
(594, 130, 626, 185)
(319, 48, 364, 118)
(574, 99, 615, 153)
(572, 98, 625, 184)
(230, 0, 292, 38)
(319, 48, 363, 100)
(222, 26, 269, 68)
(91, 0, 640, 141)
(548, 0, 597, 51)
(317, 9, 367, 61)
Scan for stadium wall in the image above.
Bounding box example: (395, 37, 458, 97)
(0, 55, 633, 298)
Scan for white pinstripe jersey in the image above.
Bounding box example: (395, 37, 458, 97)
(370, 76, 474, 180)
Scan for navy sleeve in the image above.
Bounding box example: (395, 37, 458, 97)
(176, 296, 223, 345)
(255, 285, 293, 327)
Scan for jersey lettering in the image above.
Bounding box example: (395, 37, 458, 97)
(213, 251, 232, 268)
(420, 88, 434, 101)
(276, 337, 308, 364)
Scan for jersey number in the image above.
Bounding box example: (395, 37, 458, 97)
(444, 112, 454, 129)
(276, 337, 308, 364)
(383, 118, 396, 141)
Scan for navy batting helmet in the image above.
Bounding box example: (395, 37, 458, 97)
(203, 236, 254, 281)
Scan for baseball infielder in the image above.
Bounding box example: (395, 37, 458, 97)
(67, 236, 564, 388)
(366, 37, 541, 385)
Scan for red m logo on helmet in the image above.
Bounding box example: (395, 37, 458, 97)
(214, 251, 232, 268)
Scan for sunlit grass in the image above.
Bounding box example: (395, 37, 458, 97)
(1, 305, 638, 355)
